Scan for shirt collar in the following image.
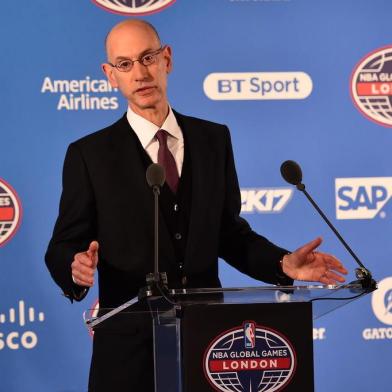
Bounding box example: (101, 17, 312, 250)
(126, 105, 181, 149)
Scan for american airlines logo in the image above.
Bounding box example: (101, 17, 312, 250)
(240, 188, 293, 213)
(0, 300, 45, 350)
(335, 177, 392, 219)
(41, 76, 119, 111)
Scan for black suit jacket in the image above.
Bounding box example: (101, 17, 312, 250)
(45, 111, 291, 390)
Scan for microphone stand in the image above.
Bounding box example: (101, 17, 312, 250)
(139, 165, 170, 301)
(296, 182, 376, 290)
(281, 160, 376, 291)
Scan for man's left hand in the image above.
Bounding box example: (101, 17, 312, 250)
(281, 237, 348, 284)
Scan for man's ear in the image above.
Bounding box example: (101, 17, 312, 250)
(163, 45, 173, 74)
(102, 63, 119, 88)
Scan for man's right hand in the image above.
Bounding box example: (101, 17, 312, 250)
(71, 241, 99, 287)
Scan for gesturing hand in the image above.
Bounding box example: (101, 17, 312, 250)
(71, 241, 99, 287)
(281, 237, 348, 285)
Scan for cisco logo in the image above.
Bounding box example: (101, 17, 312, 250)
(92, 0, 176, 16)
(241, 188, 293, 213)
(0, 300, 45, 350)
(335, 177, 392, 220)
(204, 72, 312, 100)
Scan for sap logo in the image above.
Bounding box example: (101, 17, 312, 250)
(241, 188, 293, 213)
(335, 177, 392, 219)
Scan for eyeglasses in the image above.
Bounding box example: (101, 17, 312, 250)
(107, 46, 166, 72)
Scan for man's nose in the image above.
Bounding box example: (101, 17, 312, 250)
(132, 60, 150, 80)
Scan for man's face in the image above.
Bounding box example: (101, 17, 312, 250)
(103, 23, 172, 115)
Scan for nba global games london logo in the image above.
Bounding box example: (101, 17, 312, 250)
(351, 46, 392, 127)
(0, 178, 22, 247)
(92, 0, 176, 15)
(204, 322, 296, 392)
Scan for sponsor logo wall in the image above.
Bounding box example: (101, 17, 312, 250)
(0, 1, 391, 391)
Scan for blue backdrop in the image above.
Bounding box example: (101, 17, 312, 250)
(0, 1, 391, 391)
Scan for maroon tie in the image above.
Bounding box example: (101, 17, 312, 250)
(155, 129, 179, 193)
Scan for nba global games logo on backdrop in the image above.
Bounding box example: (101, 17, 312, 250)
(363, 277, 392, 340)
(0, 178, 22, 247)
(204, 322, 296, 392)
(92, 0, 176, 15)
(351, 46, 392, 127)
(335, 177, 392, 220)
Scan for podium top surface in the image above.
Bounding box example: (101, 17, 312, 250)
(84, 282, 375, 329)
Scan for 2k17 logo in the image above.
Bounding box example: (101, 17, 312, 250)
(335, 177, 392, 219)
(241, 188, 293, 213)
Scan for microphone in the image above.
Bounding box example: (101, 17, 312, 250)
(280, 160, 376, 290)
(146, 163, 165, 188)
(280, 160, 304, 190)
(140, 163, 169, 299)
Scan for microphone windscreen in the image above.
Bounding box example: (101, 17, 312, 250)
(146, 163, 166, 187)
(280, 160, 303, 185)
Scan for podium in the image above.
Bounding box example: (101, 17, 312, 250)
(85, 283, 373, 392)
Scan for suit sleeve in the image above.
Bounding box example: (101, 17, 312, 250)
(45, 143, 97, 301)
(218, 127, 293, 285)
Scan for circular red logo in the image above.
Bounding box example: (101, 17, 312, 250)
(203, 322, 296, 392)
(0, 178, 22, 247)
(350, 46, 392, 127)
(92, 0, 176, 16)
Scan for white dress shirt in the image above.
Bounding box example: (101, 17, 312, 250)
(126, 106, 184, 176)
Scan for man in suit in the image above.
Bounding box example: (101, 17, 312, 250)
(45, 19, 347, 391)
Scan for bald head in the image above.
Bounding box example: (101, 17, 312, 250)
(101, 18, 172, 125)
(105, 19, 161, 60)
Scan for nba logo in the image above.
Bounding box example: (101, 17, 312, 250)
(243, 322, 255, 348)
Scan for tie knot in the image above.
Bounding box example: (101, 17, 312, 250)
(155, 129, 168, 145)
